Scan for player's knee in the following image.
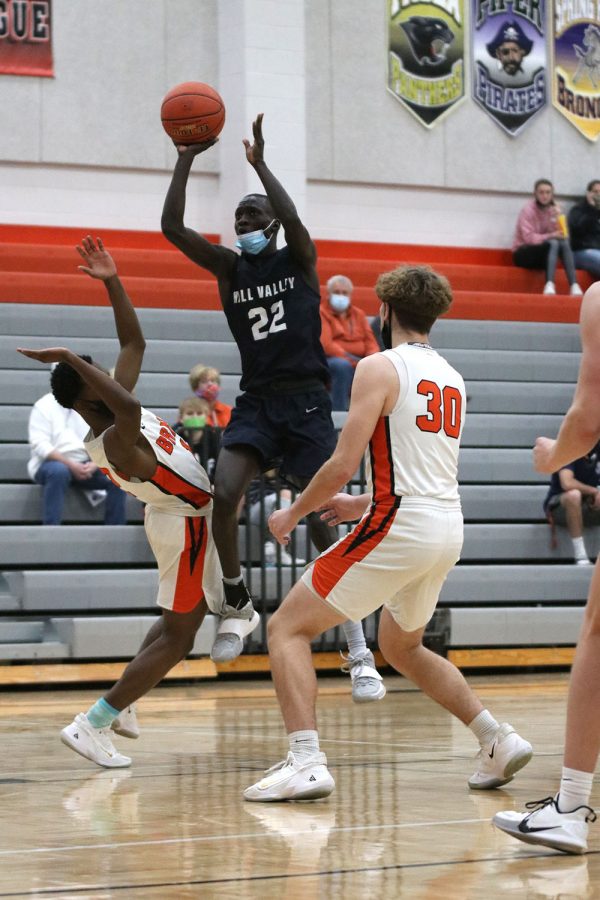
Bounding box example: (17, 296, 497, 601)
(212, 482, 240, 517)
(378, 620, 422, 665)
(163, 622, 195, 657)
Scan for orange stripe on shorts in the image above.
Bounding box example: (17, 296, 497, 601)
(312, 497, 400, 599)
(172, 516, 208, 613)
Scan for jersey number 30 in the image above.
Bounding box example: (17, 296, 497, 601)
(248, 301, 287, 341)
(415, 380, 462, 438)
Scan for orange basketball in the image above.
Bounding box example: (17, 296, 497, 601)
(160, 81, 225, 143)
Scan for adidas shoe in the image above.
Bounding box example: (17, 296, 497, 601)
(543, 281, 556, 295)
(570, 284, 584, 297)
(468, 722, 532, 790)
(493, 795, 596, 854)
(211, 593, 260, 664)
(244, 751, 335, 802)
(61, 713, 131, 769)
(341, 650, 386, 703)
(111, 704, 139, 739)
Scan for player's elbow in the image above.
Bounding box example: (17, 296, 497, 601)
(160, 215, 183, 243)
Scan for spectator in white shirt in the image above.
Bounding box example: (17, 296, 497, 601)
(28, 391, 126, 525)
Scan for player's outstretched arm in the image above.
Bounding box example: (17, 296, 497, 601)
(534, 283, 600, 474)
(161, 141, 236, 279)
(17, 347, 142, 455)
(243, 114, 317, 281)
(76, 236, 145, 394)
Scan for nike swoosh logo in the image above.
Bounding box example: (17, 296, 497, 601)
(518, 822, 560, 834)
(488, 744, 495, 759)
(306, 407, 318, 413)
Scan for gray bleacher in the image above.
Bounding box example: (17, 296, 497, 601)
(0, 303, 591, 664)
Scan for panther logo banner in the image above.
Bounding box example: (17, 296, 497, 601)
(387, 0, 465, 128)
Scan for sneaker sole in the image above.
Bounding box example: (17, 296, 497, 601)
(469, 746, 533, 790)
(111, 725, 139, 740)
(245, 780, 335, 803)
(494, 819, 586, 855)
(60, 728, 131, 769)
(210, 610, 261, 663)
(353, 683, 387, 704)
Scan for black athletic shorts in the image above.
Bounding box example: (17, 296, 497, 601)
(221, 386, 337, 479)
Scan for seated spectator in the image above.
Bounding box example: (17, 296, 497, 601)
(319, 275, 380, 410)
(568, 179, 600, 280)
(246, 472, 305, 567)
(188, 364, 232, 428)
(28, 390, 126, 525)
(513, 178, 582, 296)
(172, 395, 221, 481)
(543, 442, 600, 565)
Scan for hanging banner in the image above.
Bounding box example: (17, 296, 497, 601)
(387, 0, 466, 129)
(471, 0, 547, 136)
(0, 1, 53, 77)
(553, 4, 600, 143)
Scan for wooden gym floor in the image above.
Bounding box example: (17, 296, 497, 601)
(0, 672, 597, 899)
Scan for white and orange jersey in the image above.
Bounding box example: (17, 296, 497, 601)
(365, 343, 466, 503)
(84, 407, 213, 516)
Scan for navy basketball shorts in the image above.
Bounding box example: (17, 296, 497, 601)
(221, 388, 337, 479)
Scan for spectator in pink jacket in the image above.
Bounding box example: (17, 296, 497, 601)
(513, 179, 582, 296)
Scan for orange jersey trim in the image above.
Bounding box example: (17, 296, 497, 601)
(173, 517, 208, 613)
(150, 462, 212, 510)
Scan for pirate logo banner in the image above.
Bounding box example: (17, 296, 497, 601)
(472, 1, 547, 136)
(0, 1, 53, 77)
(387, 0, 465, 128)
(553, 3, 600, 143)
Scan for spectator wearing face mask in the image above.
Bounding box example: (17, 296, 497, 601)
(319, 275, 381, 411)
(173, 395, 221, 482)
(188, 365, 232, 428)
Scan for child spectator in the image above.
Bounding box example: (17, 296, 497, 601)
(188, 365, 232, 428)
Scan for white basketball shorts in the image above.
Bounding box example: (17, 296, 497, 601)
(302, 497, 463, 632)
(144, 506, 222, 614)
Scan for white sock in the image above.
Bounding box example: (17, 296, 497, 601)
(572, 537, 587, 561)
(222, 574, 243, 586)
(342, 620, 368, 658)
(469, 709, 500, 747)
(559, 766, 594, 812)
(289, 729, 320, 762)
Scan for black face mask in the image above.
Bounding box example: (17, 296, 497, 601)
(381, 318, 392, 350)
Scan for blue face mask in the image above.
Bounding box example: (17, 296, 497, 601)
(236, 219, 277, 255)
(330, 293, 351, 313)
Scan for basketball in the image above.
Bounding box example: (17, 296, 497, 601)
(160, 81, 225, 144)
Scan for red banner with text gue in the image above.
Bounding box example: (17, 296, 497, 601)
(0, 0, 53, 77)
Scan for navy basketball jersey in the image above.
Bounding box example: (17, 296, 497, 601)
(224, 247, 329, 393)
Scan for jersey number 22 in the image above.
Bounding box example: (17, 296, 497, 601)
(248, 301, 287, 341)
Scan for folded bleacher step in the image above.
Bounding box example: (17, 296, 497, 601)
(0, 642, 69, 660)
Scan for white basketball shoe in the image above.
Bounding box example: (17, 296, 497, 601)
(244, 751, 335, 802)
(468, 722, 532, 790)
(340, 650, 386, 703)
(494, 795, 596, 854)
(61, 713, 132, 769)
(111, 704, 140, 739)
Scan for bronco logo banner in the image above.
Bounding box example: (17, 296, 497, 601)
(0, 1, 53, 77)
(553, 2, 600, 143)
(387, 0, 465, 128)
(472, 0, 547, 136)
